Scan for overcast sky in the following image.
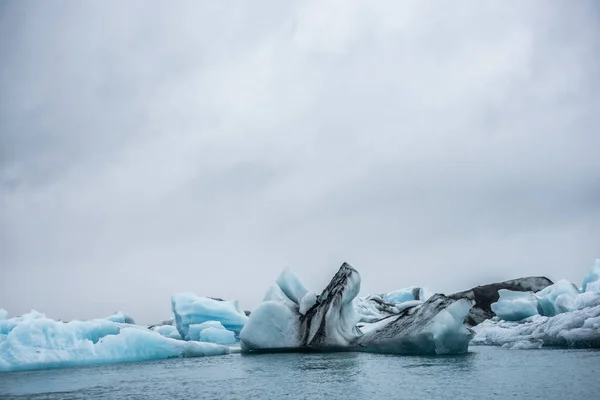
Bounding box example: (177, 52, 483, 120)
(1, 0, 599, 324)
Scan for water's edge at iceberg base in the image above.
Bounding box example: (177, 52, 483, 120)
(1, 259, 599, 372)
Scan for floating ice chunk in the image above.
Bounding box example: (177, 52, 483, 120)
(276, 268, 309, 304)
(240, 301, 300, 350)
(472, 304, 600, 348)
(198, 327, 236, 344)
(299, 292, 317, 315)
(0, 312, 229, 372)
(383, 287, 432, 303)
(535, 280, 581, 316)
(491, 290, 539, 321)
(171, 293, 248, 340)
(0, 309, 6, 320)
(187, 321, 231, 342)
(151, 325, 182, 340)
(582, 259, 600, 293)
(103, 311, 136, 325)
(501, 339, 543, 350)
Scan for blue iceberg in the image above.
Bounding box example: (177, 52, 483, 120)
(171, 293, 248, 340)
(491, 290, 539, 321)
(0, 311, 229, 372)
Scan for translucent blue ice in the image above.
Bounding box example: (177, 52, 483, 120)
(171, 293, 247, 340)
(151, 324, 181, 340)
(491, 290, 539, 321)
(582, 259, 600, 293)
(535, 280, 581, 317)
(0, 311, 229, 372)
(383, 287, 432, 303)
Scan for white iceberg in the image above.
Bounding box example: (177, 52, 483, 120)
(241, 263, 474, 355)
(171, 293, 248, 340)
(472, 304, 600, 349)
(0, 309, 7, 320)
(0, 310, 229, 372)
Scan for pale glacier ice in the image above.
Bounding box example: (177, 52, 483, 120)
(472, 304, 600, 349)
(171, 293, 248, 340)
(103, 311, 136, 325)
(487, 261, 600, 323)
(0, 309, 7, 320)
(491, 290, 539, 321)
(0, 311, 229, 372)
(151, 324, 182, 340)
(473, 260, 600, 348)
(582, 259, 600, 293)
(535, 280, 581, 317)
(187, 321, 236, 344)
(241, 263, 473, 355)
(383, 287, 432, 303)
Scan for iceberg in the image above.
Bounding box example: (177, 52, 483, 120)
(535, 280, 581, 317)
(383, 287, 432, 304)
(171, 293, 248, 340)
(491, 290, 539, 321)
(0, 309, 7, 320)
(187, 321, 236, 344)
(151, 324, 182, 340)
(240, 263, 474, 355)
(582, 259, 600, 293)
(450, 276, 553, 325)
(472, 260, 600, 348)
(472, 304, 600, 349)
(0, 311, 229, 372)
(103, 311, 136, 325)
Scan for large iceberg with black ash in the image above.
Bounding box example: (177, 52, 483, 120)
(240, 263, 474, 355)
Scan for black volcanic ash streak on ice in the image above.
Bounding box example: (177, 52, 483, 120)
(299, 262, 361, 347)
(451, 276, 554, 325)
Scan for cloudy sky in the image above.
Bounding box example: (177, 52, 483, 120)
(1, 1, 599, 324)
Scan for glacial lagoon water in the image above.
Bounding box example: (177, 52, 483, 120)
(1, 347, 599, 399)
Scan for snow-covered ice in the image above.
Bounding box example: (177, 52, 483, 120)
(171, 293, 247, 340)
(0, 311, 229, 372)
(473, 260, 600, 348)
(472, 304, 600, 349)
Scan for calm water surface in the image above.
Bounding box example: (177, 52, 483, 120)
(1, 347, 599, 399)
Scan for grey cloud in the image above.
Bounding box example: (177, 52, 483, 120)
(1, 1, 599, 323)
